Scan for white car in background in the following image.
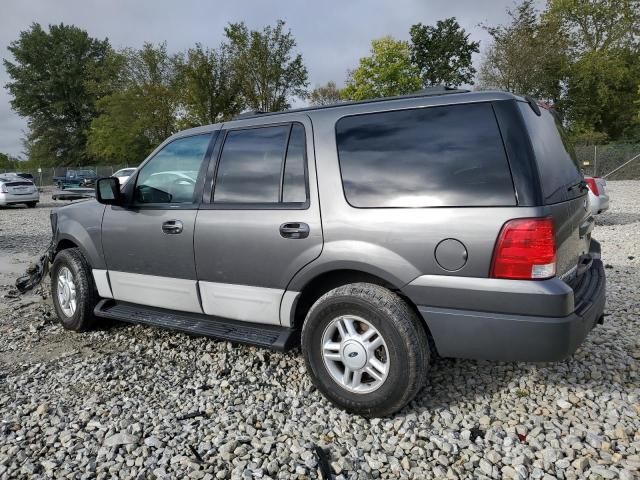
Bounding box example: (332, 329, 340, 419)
(585, 176, 610, 215)
(0, 175, 39, 207)
(113, 168, 137, 185)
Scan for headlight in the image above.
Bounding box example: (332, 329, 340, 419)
(0, 184, 7, 194)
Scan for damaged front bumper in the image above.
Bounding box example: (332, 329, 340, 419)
(15, 240, 55, 294)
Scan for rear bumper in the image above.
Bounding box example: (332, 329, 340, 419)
(0, 192, 39, 205)
(414, 259, 606, 362)
(590, 193, 610, 214)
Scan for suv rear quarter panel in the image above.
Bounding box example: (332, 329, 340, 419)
(288, 94, 544, 291)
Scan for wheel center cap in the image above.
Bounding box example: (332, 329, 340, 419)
(341, 340, 367, 370)
(62, 284, 69, 302)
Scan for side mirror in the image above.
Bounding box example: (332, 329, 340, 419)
(96, 177, 123, 205)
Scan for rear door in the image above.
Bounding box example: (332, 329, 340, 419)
(194, 117, 322, 326)
(518, 103, 591, 279)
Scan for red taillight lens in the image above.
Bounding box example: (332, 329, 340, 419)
(585, 178, 599, 196)
(490, 218, 556, 280)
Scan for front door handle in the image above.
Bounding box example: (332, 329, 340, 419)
(280, 222, 310, 239)
(162, 220, 183, 234)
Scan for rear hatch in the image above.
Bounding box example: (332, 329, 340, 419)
(3, 180, 36, 195)
(518, 102, 592, 283)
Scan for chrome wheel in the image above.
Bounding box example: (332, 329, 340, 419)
(321, 315, 390, 393)
(56, 267, 77, 317)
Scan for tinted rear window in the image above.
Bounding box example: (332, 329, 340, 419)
(335, 103, 515, 208)
(518, 104, 582, 204)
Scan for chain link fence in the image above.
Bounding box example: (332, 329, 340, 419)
(0, 165, 131, 187)
(2, 144, 639, 188)
(576, 144, 640, 179)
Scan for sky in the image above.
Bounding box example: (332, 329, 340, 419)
(0, 0, 526, 159)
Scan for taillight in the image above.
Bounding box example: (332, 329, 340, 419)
(490, 218, 556, 280)
(585, 178, 599, 196)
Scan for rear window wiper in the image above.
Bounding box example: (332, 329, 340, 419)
(568, 180, 588, 192)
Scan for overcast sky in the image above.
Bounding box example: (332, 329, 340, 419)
(0, 0, 527, 158)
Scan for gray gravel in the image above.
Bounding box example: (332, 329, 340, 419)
(0, 183, 639, 479)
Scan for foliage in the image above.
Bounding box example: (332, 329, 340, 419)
(546, 0, 640, 141)
(3, 23, 115, 166)
(88, 43, 180, 165)
(342, 36, 422, 101)
(308, 81, 343, 106)
(224, 20, 308, 112)
(409, 18, 479, 87)
(174, 44, 243, 127)
(478, 0, 640, 142)
(477, 1, 567, 104)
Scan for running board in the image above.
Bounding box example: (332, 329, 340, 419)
(94, 300, 298, 351)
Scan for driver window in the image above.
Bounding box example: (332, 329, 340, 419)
(135, 134, 211, 204)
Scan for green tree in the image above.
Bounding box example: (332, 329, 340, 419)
(546, 0, 640, 141)
(409, 18, 479, 87)
(477, 1, 568, 105)
(3, 23, 115, 166)
(88, 43, 180, 164)
(224, 20, 308, 112)
(342, 36, 422, 101)
(308, 81, 342, 106)
(174, 44, 243, 127)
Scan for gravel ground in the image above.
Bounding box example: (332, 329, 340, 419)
(0, 183, 638, 480)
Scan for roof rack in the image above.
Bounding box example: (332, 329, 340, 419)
(231, 86, 470, 121)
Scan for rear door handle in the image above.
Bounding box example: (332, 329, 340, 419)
(279, 222, 310, 239)
(162, 220, 183, 234)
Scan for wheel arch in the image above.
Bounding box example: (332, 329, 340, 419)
(289, 268, 437, 355)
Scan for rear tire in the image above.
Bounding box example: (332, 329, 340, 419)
(301, 282, 429, 417)
(51, 248, 99, 331)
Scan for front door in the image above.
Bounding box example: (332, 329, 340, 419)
(194, 118, 322, 325)
(101, 132, 215, 313)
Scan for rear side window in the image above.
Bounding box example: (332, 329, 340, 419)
(213, 123, 308, 206)
(335, 103, 515, 208)
(518, 104, 582, 204)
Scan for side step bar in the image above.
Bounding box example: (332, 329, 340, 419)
(94, 299, 298, 352)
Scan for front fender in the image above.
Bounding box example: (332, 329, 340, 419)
(54, 201, 106, 269)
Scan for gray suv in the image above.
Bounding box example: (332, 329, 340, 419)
(49, 89, 606, 416)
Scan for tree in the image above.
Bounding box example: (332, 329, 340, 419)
(342, 36, 422, 101)
(477, 1, 567, 105)
(546, 0, 640, 141)
(224, 20, 308, 112)
(88, 43, 180, 164)
(174, 44, 243, 127)
(308, 81, 342, 106)
(3, 23, 115, 166)
(409, 18, 479, 87)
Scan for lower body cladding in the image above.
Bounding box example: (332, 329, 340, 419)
(406, 259, 606, 362)
(91, 270, 300, 350)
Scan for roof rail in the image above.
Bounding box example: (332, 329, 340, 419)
(231, 85, 470, 121)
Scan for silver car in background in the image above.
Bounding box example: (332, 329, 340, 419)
(0, 175, 39, 207)
(585, 176, 610, 215)
(112, 168, 137, 186)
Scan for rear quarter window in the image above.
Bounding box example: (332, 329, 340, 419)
(518, 103, 582, 204)
(335, 103, 516, 208)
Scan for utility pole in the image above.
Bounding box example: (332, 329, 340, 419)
(593, 145, 597, 177)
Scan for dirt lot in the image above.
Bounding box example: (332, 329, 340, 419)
(0, 183, 638, 480)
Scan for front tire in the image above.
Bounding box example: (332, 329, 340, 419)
(26, 202, 37, 208)
(51, 248, 98, 331)
(301, 283, 429, 417)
